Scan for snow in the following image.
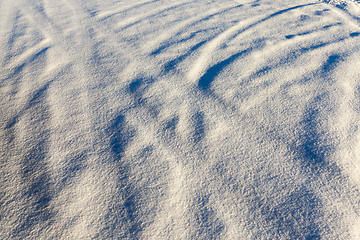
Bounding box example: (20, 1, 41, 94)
(1, 0, 360, 239)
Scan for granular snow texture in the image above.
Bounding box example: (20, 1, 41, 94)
(1, 0, 360, 239)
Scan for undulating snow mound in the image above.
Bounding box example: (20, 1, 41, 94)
(1, 0, 360, 239)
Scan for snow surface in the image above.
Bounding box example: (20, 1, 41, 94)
(1, 0, 360, 239)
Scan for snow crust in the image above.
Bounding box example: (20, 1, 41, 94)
(1, 0, 360, 239)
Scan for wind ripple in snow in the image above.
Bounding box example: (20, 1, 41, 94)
(1, 0, 360, 239)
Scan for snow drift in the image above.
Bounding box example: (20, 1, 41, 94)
(1, 0, 360, 239)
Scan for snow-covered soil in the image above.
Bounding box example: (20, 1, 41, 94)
(1, 0, 360, 239)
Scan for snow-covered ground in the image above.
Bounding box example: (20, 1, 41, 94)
(1, 0, 360, 239)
